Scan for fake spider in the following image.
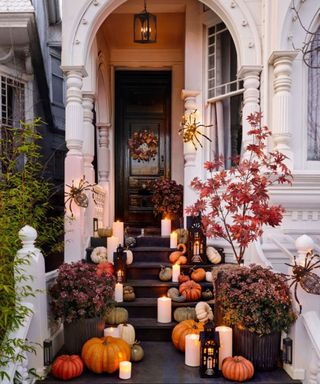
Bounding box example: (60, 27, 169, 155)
(179, 109, 212, 150)
(65, 177, 97, 216)
(285, 250, 320, 314)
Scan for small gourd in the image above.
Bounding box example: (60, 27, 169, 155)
(173, 307, 197, 322)
(222, 356, 254, 382)
(205, 271, 213, 282)
(131, 341, 144, 362)
(104, 307, 128, 325)
(125, 236, 136, 248)
(201, 289, 213, 301)
(167, 287, 187, 302)
(124, 249, 133, 265)
(123, 286, 135, 302)
(169, 243, 187, 264)
(159, 265, 172, 281)
(118, 323, 136, 346)
(190, 268, 206, 282)
(91, 246, 108, 264)
(195, 301, 213, 323)
(206, 246, 222, 264)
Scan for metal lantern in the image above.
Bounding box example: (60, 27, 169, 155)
(282, 337, 293, 365)
(199, 321, 220, 378)
(187, 215, 207, 264)
(113, 245, 127, 283)
(43, 339, 53, 366)
(134, 0, 157, 44)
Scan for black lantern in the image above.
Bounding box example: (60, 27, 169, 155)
(199, 321, 220, 378)
(134, 0, 157, 44)
(187, 215, 207, 264)
(43, 339, 53, 366)
(113, 245, 127, 283)
(282, 337, 293, 364)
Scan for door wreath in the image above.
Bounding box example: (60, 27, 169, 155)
(128, 129, 158, 162)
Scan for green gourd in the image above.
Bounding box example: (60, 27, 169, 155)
(104, 307, 128, 325)
(173, 307, 197, 322)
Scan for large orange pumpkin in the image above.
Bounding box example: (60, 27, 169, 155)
(81, 336, 131, 374)
(222, 356, 254, 382)
(52, 355, 83, 380)
(172, 319, 204, 352)
(191, 268, 206, 282)
(179, 280, 202, 301)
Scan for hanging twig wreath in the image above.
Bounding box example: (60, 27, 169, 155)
(128, 129, 158, 162)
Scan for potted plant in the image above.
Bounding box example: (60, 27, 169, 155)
(216, 264, 296, 370)
(148, 177, 183, 228)
(49, 261, 115, 354)
(186, 112, 292, 265)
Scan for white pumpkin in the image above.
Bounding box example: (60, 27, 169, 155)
(205, 271, 213, 282)
(195, 301, 214, 323)
(206, 246, 222, 264)
(125, 249, 133, 265)
(118, 323, 135, 346)
(91, 246, 108, 264)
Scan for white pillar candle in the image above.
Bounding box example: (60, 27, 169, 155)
(107, 235, 119, 263)
(115, 283, 123, 303)
(172, 264, 180, 283)
(104, 327, 120, 338)
(112, 221, 124, 246)
(215, 326, 233, 369)
(161, 218, 171, 236)
(119, 361, 132, 380)
(157, 296, 172, 323)
(185, 334, 201, 367)
(170, 231, 178, 248)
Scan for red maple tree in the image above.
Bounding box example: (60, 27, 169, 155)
(186, 112, 292, 264)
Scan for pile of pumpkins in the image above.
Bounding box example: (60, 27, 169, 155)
(51, 307, 143, 381)
(90, 246, 134, 265)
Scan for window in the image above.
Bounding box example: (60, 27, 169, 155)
(50, 51, 64, 106)
(307, 25, 320, 160)
(0, 75, 25, 170)
(207, 23, 243, 168)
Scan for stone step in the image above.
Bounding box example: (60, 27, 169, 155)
(125, 279, 213, 298)
(117, 298, 214, 318)
(130, 317, 176, 341)
(135, 235, 170, 248)
(132, 247, 173, 262)
(127, 262, 216, 280)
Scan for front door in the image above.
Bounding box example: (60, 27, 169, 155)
(115, 71, 171, 228)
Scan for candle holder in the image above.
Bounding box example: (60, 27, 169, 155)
(187, 215, 207, 264)
(114, 245, 127, 283)
(199, 321, 220, 378)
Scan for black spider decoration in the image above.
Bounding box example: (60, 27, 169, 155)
(179, 109, 212, 150)
(285, 250, 320, 314)
(65, 177, 97, 216)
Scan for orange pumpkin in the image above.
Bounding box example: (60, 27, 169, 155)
(96, 262, 114, 277)
(172, 319, 204, 352)
(81, 336, 131, 374)
(178, 273, 190, 284)
(222, 356, 254, 382)
(52, 355, 83, 380)
(191, 268, 206, 282)
(179, 280, 202, 301)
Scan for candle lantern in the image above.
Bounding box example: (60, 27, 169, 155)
(282, 337, 293, 365)
(199, 321, 220, 378)
(187, 215, 207, 264)
(114, 245, 127, 283)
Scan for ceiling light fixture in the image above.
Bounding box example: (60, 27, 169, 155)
(134, 0, 157, 44)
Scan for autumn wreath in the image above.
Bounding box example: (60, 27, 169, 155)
(128, 130, 158, 162)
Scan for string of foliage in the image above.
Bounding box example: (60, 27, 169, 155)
(0, 118, 64, 380)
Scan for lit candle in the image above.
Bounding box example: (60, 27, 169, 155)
(172, 264, 180, 283)
(161, 218, 171, 237)
(215, 326, 233, 369)
(185, 334, 201, 367)
(112, 221, 124, 246)
(119, 361, 132, 380)
(115, 282, 123, 303)
(104, 327, 120, 338)
(107, 235, 119, 263)
(170, 231, 178, 248)
(157, 296, 172, 323)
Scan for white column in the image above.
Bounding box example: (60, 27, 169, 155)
(269, 52, 297, 169)
(238, 66, 262, 154)
(83, 93, 95, 184)
(97, 122, 111, 226)
(63, 67, 86, 262)
(181, 90, 200, 218)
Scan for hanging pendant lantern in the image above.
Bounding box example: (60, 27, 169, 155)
(134, 0, 157, 44)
